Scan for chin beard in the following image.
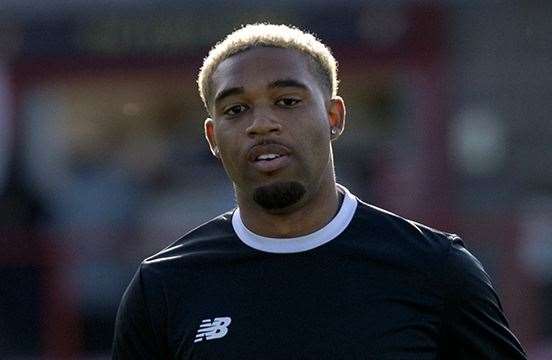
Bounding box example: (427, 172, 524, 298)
(253, 181, 306, 210)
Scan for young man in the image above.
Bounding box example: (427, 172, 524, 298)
(113, 24, 527, 359)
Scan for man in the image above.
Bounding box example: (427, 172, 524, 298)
(113, 23, 527, 359)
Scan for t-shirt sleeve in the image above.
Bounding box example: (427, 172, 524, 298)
(112, 266, 168, 360)
(439, 236, 527, 359)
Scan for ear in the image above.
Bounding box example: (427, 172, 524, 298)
(328, 96, 346, 141)
(204, 118, 220, 158)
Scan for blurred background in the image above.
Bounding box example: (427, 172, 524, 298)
(0, 0, 550, 358)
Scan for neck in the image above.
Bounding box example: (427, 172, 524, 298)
(236, 177, 341, 238)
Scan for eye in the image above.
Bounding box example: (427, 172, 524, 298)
(276, 97, 301, 107)
(224, 104, 248, 116)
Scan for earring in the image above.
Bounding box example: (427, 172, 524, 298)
(331, 128, 337, 135)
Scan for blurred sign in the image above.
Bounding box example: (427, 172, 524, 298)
(12, 4, 443, 59)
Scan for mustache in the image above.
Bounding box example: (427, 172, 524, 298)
(249, 138, 287, 150)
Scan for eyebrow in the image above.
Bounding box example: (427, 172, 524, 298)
(214, 86, 245, 106)
(213, 79, 309, 106)
(268, 79, 309, 91)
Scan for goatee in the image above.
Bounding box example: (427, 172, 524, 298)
(253, 181, 306, 210)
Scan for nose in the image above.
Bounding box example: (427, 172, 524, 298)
(245, 109, 282, 137)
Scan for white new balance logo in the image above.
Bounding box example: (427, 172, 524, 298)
(194, 317, 232, 343)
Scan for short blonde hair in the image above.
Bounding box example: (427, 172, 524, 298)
(197, 23, 338, 112)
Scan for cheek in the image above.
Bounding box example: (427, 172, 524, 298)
(216, 145, 244, 184)
(293, 116, 331, 164)
(215, 124, 240, 152)
(303, 108, 331, 144)
(214, 129, 242, 169)
(218, 143, 241, 172)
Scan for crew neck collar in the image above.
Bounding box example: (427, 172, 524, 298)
(232, 184, 357, 253)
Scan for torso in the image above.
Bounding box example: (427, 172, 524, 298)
(142, 200, 452, 359)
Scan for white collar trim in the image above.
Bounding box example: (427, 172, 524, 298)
(232, 184, 357, 253)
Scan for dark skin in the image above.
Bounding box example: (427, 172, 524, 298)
(204, 47, 346, 238)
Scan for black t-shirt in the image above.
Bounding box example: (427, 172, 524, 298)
(113, 186, 527, 359)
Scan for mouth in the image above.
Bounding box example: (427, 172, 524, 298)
(248, 143, 291, 173)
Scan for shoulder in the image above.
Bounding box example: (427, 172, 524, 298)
(116, 211, 236, 319)
(343, 198, 480, 287)
(351, 197, 498, 290)
(348, 198, 498, 296)
(350, 199, 458, 258)
(442, 235, 495, 298)
(350, 200, 495, 293)
(139, 210, 237, 276)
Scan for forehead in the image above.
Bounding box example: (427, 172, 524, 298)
(211, 47, 318, 97)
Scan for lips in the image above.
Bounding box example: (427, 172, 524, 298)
(247, 142, 291, 173)
(247, 143, 290, 162)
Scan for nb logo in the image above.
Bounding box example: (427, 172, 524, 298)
(194, 317, 232, 343)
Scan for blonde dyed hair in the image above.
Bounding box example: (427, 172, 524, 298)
(197, 23, 338, 112)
